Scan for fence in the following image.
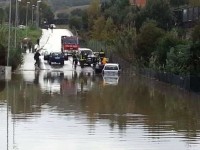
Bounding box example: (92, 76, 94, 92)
(109, 53, 200, 93)
(137, 68, 200, 93)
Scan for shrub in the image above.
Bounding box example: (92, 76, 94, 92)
(136, 21, 165, 64)
(166, 44, 191, 75)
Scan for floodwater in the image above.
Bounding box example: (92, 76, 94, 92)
(1, 69, 200, 150)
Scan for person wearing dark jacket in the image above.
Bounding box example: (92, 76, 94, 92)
(34, 50, 41, 68)
(72, 52, 78, 67)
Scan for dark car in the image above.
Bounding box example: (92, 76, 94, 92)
(78, 48, 97, 68)
(48, 52, 65, 66)
(44, 51, 68, 61)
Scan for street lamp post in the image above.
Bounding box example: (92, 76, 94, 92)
(36, 0, 41, 28)
(14, 0, 21, 48)
(26, 1, 30, 37)
(7, 0, 12, 66)
(14, 0, 18, 48)
(32, 5, 35, 24)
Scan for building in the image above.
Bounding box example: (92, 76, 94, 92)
(129, 0, 146, 7)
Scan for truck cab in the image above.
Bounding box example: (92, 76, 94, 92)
(61, 36, 79, 55)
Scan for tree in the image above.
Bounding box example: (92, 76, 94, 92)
(103, 17, 117, 43)
(136, 21, 165, 63)
(189, 0, 200, 6)
(189, 42, 200, 75)
(114, 27, 136, 61)
(155, 31, 183, 66)
(91, 16, 106, 40)
(40, 2, 54, 24)
(57, 13, 69, 19)
(0, 8, 5, 24)
(145, 0, 174, 30)
(87, 0, 101, 30)
(69, 16, 82, 30)
(169, 0, 188, 7)
(191, 23, 200, 42)
(71, 8, 85, 17)
(103, 0, 131, 27)
(166, 44, 191, 75)
(135, 9, 147, 33)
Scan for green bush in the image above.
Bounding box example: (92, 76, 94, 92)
(0, 24, 41, 70)
(136, 21, 165, 64)
(189, 41, 200, 75)
(8, 47, 23, 71)
(152, 30, 186, 68)
(191, 23, 200, 42)
(166, 44, 191, 75)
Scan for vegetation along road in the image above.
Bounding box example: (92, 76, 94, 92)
(1, 1, 200, 150)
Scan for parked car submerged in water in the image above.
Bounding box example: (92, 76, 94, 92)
(102, 63, 121, 76)
(102, 63, 120, 85)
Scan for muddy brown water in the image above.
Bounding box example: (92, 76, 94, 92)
(0, 70, 200, 150)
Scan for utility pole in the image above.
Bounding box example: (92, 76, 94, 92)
(14, 0, 21, 48)
(32, 5, 35, 24)
(36, 1, 41, 28)
(26, 1, 30, 37)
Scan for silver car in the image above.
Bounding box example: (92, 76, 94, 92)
(102, 63, 120, 85)
(102, 63, 120, 76)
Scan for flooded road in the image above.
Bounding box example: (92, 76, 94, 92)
(1, 28, 200, 150)
(1, 69, 200, 150)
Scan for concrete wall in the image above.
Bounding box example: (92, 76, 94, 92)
(0, 66, 11, 80)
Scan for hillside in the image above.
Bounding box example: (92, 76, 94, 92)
(47, 0, 91, 11)
(54, 5, 89, 18)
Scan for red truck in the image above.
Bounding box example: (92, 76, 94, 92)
(61, 36, 79, 54)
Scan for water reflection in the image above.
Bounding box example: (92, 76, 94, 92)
(103, 75, 119, 86)
(1, 71, 200, 149)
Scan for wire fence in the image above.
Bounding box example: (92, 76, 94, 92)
(136, 68, 200, 93)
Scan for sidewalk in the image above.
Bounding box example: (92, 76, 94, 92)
(19, 29, 51, 71)
(39, 29, 52, 50)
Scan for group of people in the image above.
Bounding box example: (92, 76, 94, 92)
(34, 47, 107, 70)
(71, 48, 107, 67)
